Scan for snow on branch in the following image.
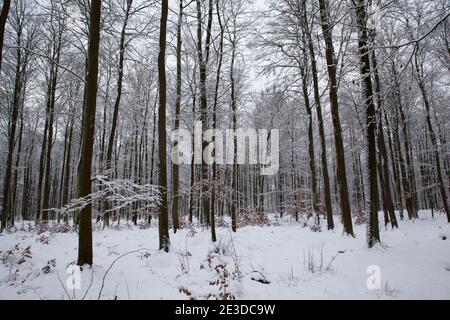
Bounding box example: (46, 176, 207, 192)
(51, 175, 161, 216)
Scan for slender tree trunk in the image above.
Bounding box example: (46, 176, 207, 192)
(385, 111, 404, 219)
(196, 0, 213, 227)
(42, 40, 62, 222)
(21, 142, 34, 222)
(371, 50, 398, 228)
(62, 114, 74, 224)
(230, 38, 238, 233)
(210, 0, 225, 242)
(0, 0, 11, 73)
(104, 0, 133, 228)
(354, 0, 380, 247)
(302, 0, 334, 229)
(1, 29, 23, 232)
(414, 54, 450, 221)
(299, 63, 318, 220)
(171, 0, 183, 233)
(158, 0, 170, 252)
(11, 97, 24, 226)
(77, 0, 102, 266)
(318, 0, 354, 236)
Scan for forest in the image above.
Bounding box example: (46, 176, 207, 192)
(0, 0, 449, 300)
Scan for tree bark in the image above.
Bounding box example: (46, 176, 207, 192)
(210, 0, 225, 242)
(371, 49, 398, 228)
(104, 0, 133, 228)
(196, 0, 213, 227)
(0, 0, 11, 73)
(171, 0, 183, 233)
(42, 29, 62, 222)
(318, 0, 354, 236)
(354, 0, 380, 247)
(158, 0, 170, 252)
(77, 0, 102, 266)
(301, 0, 334, 229)
(1, 16, 23, 232)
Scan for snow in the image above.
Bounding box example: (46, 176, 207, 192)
(0, 211, 449, 300)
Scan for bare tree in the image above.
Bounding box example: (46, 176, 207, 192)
(158, 0, 170, 252)
(77, 0, 102, 266)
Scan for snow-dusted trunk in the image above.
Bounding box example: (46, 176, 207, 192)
(371, 49, 398, 229)
(195, 0, 213, 227)
(354, 0, 380, 247)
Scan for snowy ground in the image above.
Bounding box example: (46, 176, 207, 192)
(0, 211, 449, 300)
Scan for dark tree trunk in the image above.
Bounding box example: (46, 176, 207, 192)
(385, 109, 404, 220)
(392, 64, 417, 220)
(299, 62, 318, 219)
(0, 0, 11, 73)
(158, 0, 170, 252)
(171, 0, 183, 233)
(371, 50, 398, 229)
(104, 0, 133, 228)
(1, 24, 23, 232)
(230, 41, 238, 233)
(42, 36, 62, 222)
(354, 0, 380, 247)
(210, 0, 224, 242)
(196, 0, 213, 228)
(302, 0, 334, 229)
(62, 114, 74, 224)
(318, 0, 354, 236)
(11, 97, 24, 226)
(77, 0, 102, 266)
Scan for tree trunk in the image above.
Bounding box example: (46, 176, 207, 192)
(299, 62, 318, 220)
(104, 0, 133, 228)
(354, 0, 380, 247)
(0, 0, 11, 73)
(371, 50, 398, 229)
(1, 24, 23, 232)
(157, 0, 170, 252)
(210, 0, 225, 242)
(302, 0, 334, 229)
(318, 0, 354, 236)
(414, 52, 450, 221)
(42, 35, 62, 222)
(196, 0, 213, 227)
(230, 38, 238, 233)
(171, 0, 183, 233)
(77, 0, 102, 266)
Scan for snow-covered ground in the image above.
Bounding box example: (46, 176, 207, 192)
(1, 211, 449, 300)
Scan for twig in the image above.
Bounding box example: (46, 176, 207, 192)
(56, 271, 71, 301)
(98, 248, 152, 300)
(81, 268, 94, 300)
